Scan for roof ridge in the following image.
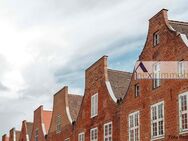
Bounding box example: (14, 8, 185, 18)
(108, 68, 132, 74)
(68, 94, 83, 97)
(169, 20, 188, 25)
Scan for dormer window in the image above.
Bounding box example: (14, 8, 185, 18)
(153, 31, 160, 46)
(91, 93, 98, 118)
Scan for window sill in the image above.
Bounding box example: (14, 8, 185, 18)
(151, 135, 164, 141)
(152, 85, 161, 91)
(179, 130, 188, 135)
(91, 114, 98, 119)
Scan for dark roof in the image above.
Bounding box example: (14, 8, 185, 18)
(108, 69, 132, 99)
(68, 94, 82, 121)
(169, 20, 188, 38)
(26, 122, 33, 139)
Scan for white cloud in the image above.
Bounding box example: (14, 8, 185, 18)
(0, 0, 188, 137)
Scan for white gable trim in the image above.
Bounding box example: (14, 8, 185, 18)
(41, 123, 46, 135)
(26, 134, 29, 141)
(180, 34, 188, 47)
(105, 81, 117, 103)
(66, 106, 73, 123)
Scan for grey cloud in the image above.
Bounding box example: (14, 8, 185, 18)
(0, 0, 188, 138)
(0, 82, 9, 91)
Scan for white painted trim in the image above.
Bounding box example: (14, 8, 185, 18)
(150, 101, 165, 140)
(66, 106, 73, 123)
(128, 111, 140, 141)
(26, 134, 29, 141)
(105, 81, 117, 103)
(78, 132, 85, 141)
(42, 123, 46, 135)
(180, 34, 188, 47)
(103, 122, 112, 141)
(168, 25, 176, 32)
(91, 93, 98, 118)
(90, 127, 98, 141)
(64, 138, 70, 141)
(13, 130, 16, 141)
(178, 92, 188, 134)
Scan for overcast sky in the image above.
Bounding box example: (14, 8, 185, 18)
(0, 0, 188, 138)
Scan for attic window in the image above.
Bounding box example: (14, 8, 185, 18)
(91, 93, 98, 118)
(135, 84, 140, 97)
(153, 31, 160, 46)
(56, 115, 62, 134)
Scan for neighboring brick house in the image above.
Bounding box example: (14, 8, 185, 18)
(19, 120, 33, 141)
(120, 9, 188, 141)
(47, 86, 82, 141)
(30, 106, 52, 141)
(9, 128, 20, 141)
(74, 56, 131, 141)
(2, 134, 9, 141)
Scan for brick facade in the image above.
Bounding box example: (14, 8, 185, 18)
(2, 134, 9, 141)
(2, 9, 188, 141)
(120, 9, 188, 141)
(74, 56, 131, 141)
(9, 128, 20, 141)
(19, 120, 33, 141)
(47, 86, 82, 141)
(30, 106, 52, 141)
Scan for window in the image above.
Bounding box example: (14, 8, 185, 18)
(90, 128, 98, 141)
(151, 101, 164, 139)
(153, 31, 160, 46)
(135, 84, 140, 97)
(129, 111, 140, 141)
(91, 93, 98, 118)
(178, 61, 185, 78)
(104, 122, 112, 141)
(56, 115, 62, 133)
(78, 132, 85, 141)
(64, 138, 70, 141)
(179, 92, 188, 133)
(153, 63, 160, 89)
(35, 129, 39, 141)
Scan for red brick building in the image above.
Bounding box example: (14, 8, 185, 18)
(30, 106, 52, 141)
(2, 8, 188, 141)
(19, 120, 33, 141)
(9, 128, 20, 141)
(120, 9, 188, 141)
(47, 86, 82, 141)
(2, 134, 9, 141)
(74, 56, 131, 141)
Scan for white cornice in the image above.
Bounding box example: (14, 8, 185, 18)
(105, 81, 117, 103)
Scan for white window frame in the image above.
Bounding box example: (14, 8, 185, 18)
(153, 63, 160, 89)
(64, 138, 70, 141)
(153, 31, 160, 46)
(104, 122, 112, 141)
(56, 114, 62, 134)
(35, 128, 39, 141)
(151, 101, 164, 140)
(179, 92, 188, 134)
(90, 127, 98, 141)
(78, 132, 85, 141)
(128, 111, 140, 141)
(91, 93, 98, 118)
(178, 61, 185, 78)
(135, 84, 140, 97)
